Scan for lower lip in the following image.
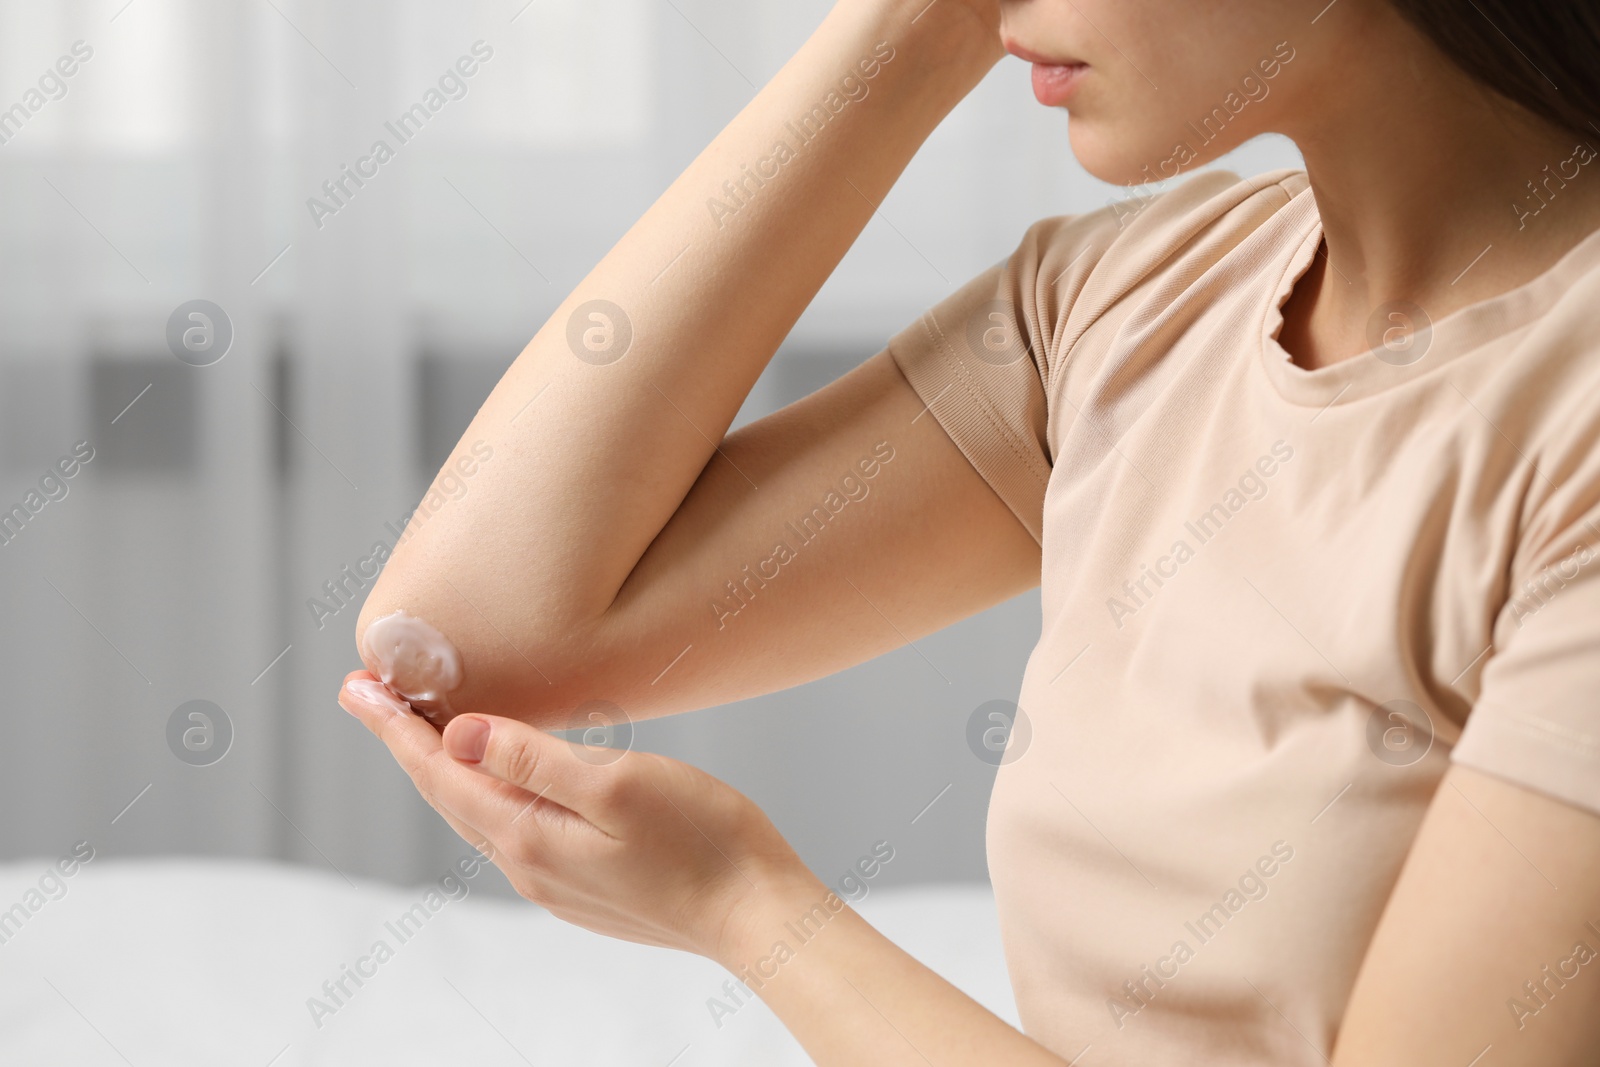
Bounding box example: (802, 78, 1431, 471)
(1031, 62, 1087, 106)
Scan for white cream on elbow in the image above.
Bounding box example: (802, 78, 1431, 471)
(361, 609, 464, 722)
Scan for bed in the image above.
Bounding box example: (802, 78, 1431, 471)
(0, 859, 1017, 1065)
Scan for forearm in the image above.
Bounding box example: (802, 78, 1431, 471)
(719, 873, 1066, 1067)
(358, 2, 1001, 658)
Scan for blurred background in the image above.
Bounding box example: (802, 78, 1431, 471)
(0, 0, 1301, 898)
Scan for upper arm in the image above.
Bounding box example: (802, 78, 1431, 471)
(355, 200, 1141, 728)
(1333, 763, 1600, 1066)
(357, 348, 1041, 727)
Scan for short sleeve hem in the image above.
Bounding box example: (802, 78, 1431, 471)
(887, 309, 1050, 545)
(1452, 706, 1600, 816)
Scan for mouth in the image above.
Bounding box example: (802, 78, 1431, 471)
(1004, 39, 1089, 107)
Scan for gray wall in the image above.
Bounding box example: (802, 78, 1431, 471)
(0, 0, 1301, 895)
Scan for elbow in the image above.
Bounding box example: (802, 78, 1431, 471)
(353, 560, 591, 732)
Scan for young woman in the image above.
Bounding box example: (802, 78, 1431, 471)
(337, 0, 1600, 1062)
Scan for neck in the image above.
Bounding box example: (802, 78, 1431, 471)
(1276, 8, 1600, 369)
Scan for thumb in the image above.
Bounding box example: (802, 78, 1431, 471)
(442, 714, 596, 815)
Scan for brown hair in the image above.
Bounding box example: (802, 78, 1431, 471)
(1388, 0, 1600, 140)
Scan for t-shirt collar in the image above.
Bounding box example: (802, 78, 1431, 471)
(1258, 183, 1600, 408)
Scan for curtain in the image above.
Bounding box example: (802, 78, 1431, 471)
(0, 0, 1301, 890)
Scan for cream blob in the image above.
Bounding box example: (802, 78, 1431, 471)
(361, 610, 464, 722)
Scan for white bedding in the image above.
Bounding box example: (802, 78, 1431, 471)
(0, 859, 1016, 1065)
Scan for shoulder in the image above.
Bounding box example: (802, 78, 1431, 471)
(896, 169, 1312, 390)
(1001, 168, 1308, 359)
(1448, 243, 1600, 585)
(1021, 166, 1306, 264)
(1473, 240, 1600, 464)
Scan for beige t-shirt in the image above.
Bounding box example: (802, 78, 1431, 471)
(887, 167, 1600, 1065)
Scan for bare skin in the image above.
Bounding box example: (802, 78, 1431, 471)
(1265, 9, 1600, 368)
(343, 0, 1600, 1062)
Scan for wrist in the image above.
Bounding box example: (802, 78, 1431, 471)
(708, 863, 839, 978)
(826, 0, 1004, 103)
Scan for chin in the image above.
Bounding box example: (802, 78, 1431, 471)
(1070, 117, 1244, 189)
(1068, 122, 1168, 187)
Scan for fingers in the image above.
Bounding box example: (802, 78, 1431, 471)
(337, 672, 516, 854)
(340, 673, 414, 723)
(339, 673, 448, 782)
(442, 714, 618, 834)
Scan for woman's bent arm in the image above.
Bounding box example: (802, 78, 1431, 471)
(1331, 765, 1600, 1066)
(355, 0, 1038, 726)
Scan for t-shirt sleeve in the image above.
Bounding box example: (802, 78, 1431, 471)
(1452, 418, 1600, 815)
(884, 211, 1118, 545)
(884, 168, 1265, 544)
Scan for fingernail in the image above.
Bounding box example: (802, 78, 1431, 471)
(344, 678, 411, 718)
(447, 718, 491, 763)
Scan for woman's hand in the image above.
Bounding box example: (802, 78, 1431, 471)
(336, 671, 819, 961)
(340, 670, 1070, 1065)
